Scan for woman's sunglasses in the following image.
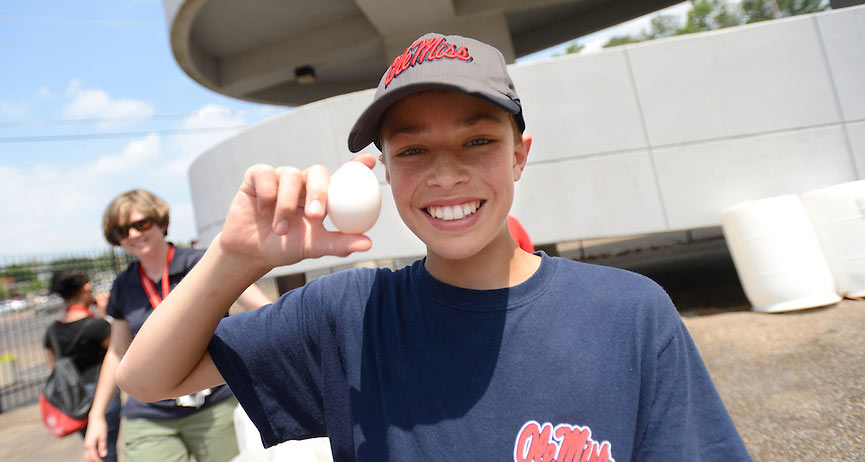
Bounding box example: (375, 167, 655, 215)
(109, 217, 156, 244)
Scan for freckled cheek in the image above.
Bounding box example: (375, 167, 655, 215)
(386, 171, 419, 211)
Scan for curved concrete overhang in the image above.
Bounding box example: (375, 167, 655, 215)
(187, 6, 865, 277)
(163, 0, 682, 106)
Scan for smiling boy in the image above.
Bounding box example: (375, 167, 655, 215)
(116, 33, 751, 461)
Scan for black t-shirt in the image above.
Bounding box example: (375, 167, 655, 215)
(44, 317, 110, 383)
(106, 245, 234, 420)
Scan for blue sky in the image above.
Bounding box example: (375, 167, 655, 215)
(0, 0, 689, 257)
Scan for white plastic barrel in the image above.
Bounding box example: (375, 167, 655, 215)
(801, 179, 865, 298)
(721, 194, 841, 313)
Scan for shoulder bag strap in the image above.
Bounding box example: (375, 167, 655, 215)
(47, 322, 90, 358)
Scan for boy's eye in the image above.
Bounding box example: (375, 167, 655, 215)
(396, 147, 425, 157)
(465, 138, 493, 147)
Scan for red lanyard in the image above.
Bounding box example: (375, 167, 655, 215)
(139, 245, 175, 309)
(66, 305, 93, 318)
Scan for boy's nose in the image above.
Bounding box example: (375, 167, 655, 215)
(426, 153, 469, 189)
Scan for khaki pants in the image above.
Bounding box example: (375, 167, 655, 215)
(123, 396, 239, 462)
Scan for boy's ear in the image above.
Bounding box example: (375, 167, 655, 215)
(512, 134, 532, 182)
(378, 153, 391, 184)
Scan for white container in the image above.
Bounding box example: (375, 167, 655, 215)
(721, 194, 841, 312)
(231, 405, 333, 462)
(801, 179, 865, 298)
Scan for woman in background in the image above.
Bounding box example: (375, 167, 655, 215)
(84, 189, 271, 462)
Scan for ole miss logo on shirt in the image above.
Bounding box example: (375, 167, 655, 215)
(514, 421, 615, 462)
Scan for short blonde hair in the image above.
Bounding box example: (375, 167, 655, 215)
(102, 189, 170, 245)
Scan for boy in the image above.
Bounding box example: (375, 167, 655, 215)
(117, 33, 751, 461)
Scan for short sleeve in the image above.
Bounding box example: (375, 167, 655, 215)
(634, 306, 752, 461)
(87, 318, 111, 342)
(208, 278, 330, 447)
(105, 272, 127, 319)
(43, 324, 55, 350)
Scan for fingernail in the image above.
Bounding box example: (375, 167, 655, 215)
(307, 199, 323, 215)
(275, 220, 289, 234)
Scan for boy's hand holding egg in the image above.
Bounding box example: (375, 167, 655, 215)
(326, 161, 381, 234)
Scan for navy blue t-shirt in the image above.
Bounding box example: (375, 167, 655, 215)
(209, 253, 751, 461)
(107, 245, 233, 419)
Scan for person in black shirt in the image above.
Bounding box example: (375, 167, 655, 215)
(44, 269, 120, 462)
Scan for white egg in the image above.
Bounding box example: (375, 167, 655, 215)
(327, 161, 382, 234)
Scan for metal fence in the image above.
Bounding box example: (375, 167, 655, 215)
(0, 248, 136, 413)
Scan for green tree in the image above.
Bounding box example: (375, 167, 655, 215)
(0, 261, 43, 295)
(780, 0, 829, 15)
(644, 14, 682, 39)
(602, 13, 680, 48)
(742, 0, 828, 23)
(602, 35, 641, 48)
(554, 41, 585, 56)
(678, 0, 744, 35)
(565, 42, 585, 54)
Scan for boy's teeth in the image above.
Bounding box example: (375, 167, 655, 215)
(427, 201, 480, 221)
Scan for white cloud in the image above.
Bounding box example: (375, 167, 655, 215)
(168, 201, 197, 244)
(0, 162, 107, 256)
(88, 133, 161, 174)
(0, 131, 200, 256)
(164, 104, 247, 174)
(35, 86, 56, 100)
(0, 99, 30, 118)
(62, 79, 155, 124)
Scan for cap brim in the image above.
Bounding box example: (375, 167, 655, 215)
(347, 77, 522, 153)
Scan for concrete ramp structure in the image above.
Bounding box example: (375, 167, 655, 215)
(177, 4, 865, 279)
(162, 0, 685, 106)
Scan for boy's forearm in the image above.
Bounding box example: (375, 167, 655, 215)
(116, 239, 269, 401)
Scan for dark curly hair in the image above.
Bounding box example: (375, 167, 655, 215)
(49, 269, 90, 301)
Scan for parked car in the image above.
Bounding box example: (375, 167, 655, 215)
(0, 299, 29, 313)
(33, 294, 63, 315)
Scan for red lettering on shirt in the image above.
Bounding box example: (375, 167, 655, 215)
(514, 421, 616, 462)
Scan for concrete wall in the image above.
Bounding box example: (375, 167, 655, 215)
(188, 6, 865, 277)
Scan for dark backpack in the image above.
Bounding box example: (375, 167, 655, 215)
(40, 322, 93, 437)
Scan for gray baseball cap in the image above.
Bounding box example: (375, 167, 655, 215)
(348, 33, 525, 153)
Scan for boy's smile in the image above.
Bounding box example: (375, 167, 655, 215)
(379, 90, 531, 270)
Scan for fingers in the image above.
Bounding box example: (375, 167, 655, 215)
(84, 434, 104, 462)
(351, 153, 377, 169)
(302, 164, 329, 220)
(269, 164, 330, 234)
(94, 293, 109, 309)
(239, 158, 378, 239)
(272, 166, 303, 233)
(240, 164, 280, 215)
